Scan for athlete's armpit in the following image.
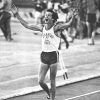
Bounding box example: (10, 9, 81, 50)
(54, 22, 64, 38)
(54, 30, 62, 38)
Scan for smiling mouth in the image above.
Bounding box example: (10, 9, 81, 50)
(45, 18, 48, 22)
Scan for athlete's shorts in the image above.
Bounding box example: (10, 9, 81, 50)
(87, 13, 96, 23)
(40, 51, 59, 65)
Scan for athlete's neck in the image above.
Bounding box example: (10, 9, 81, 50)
(45, 23, 54, 30)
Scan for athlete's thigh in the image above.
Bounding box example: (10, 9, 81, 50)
(50, 63, 58, 80)
(38, 62, 49, 81)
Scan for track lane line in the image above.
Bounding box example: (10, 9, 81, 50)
(65, 89, 100, 100)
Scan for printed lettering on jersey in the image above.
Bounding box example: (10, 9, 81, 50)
(43, 33, 54, 39)
(43, 33, 54, 45)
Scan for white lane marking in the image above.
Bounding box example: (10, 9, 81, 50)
(0, 69, 66, 85)
(0, 75, 38, 85)
(65, 90, 100, 100)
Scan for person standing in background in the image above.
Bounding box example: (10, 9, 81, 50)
(95, 0, 100, 27)
(86, 0, 97, 45)
(0, 0, 13, 41)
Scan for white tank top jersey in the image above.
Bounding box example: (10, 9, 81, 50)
(42, 26, 60, 52)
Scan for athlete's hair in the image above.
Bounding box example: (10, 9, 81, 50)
(46, 9, 58, 23)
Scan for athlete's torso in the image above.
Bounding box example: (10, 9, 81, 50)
(42, 26, 60, 52)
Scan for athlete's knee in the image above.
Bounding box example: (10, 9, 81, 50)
(38, 78, 44, 85)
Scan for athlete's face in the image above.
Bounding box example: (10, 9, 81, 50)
(44, 11, 53, 24)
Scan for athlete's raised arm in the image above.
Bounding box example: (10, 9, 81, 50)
(16, 14, 42, 32)
(11, 4, 42, 32)
(54, 9, 77, 32)
(54, 16, 74, 32)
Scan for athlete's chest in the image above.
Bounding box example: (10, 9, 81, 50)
(42, 27, 55, 40)
(42, 32, 54, 39)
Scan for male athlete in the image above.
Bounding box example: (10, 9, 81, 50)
(11, 5, 75, 100)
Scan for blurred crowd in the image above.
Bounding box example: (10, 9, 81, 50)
(32, 0, 100, 43)
(0, 0, 100, 44)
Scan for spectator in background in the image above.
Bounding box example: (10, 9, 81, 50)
(66, 7, 77, 42)
(54, 1, 60, 11)
(34, 1, 42, 24)
(86, 0, 98, 45)
(0, 0, 13, 41)
(95, 0, 100, 28)
(34, 0, 47, 25)
(75, 0, 87, 39)
(47, 0, 54, 10)
(57, 3, 70, 49)
(40, 0, 47, 24)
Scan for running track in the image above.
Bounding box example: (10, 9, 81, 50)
(1, 21, 100, 100)
(6, 77, 100, 100)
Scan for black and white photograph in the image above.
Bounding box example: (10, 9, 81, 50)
(0, 0, 100, 100)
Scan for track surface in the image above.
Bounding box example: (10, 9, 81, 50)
(0, 22, 100, 100)
(6, 77, 100, 100)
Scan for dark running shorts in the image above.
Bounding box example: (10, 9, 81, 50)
(87, 13, 96, 23)
(40, 51, 59, 65)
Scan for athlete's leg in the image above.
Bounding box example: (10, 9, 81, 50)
(38, 62, 50, 98)
(50, 63, 58, 100)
